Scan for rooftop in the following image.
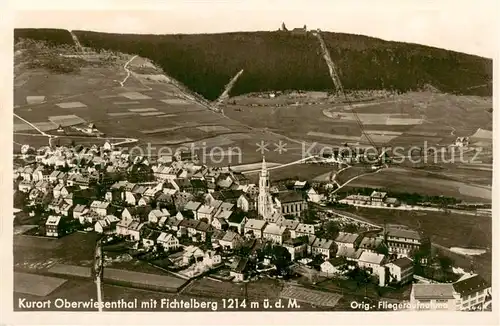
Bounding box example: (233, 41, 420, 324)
(358, 251, 386, 265)
(263, 224, 288, 236)
(245, 218, 267, 230)
(335, 232, 359, 244)
(412, 284, 456, 300)
(277, 190, 304, 204)
(387, 257, 414, 269)
(452, 275, 490, 297)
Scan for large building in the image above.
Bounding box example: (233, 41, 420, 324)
(276, 190, 307, 217)
(385, 224, 422, 257)
(452, 274, 491, 310)
(410, 284, 457, 311)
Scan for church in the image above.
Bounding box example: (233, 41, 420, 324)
(258, 156, 308, 220)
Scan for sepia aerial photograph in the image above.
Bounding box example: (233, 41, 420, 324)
(9, 1, 495, 317)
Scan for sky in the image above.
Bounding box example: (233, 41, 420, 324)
(11, 0, 498, 58)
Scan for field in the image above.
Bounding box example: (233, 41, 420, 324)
(102, 268, 187, 292)
(14, 272, 67, 297)
(47, 264, 92, 278)
(280, 285, 343, 308)
(14, 232, 99, 271)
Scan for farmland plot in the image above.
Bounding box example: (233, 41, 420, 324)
(14, 272, 67, 297)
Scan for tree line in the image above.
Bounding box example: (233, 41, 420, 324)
(16, 29, 492, 99)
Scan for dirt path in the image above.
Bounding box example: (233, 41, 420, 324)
(119, 55, 138, 87)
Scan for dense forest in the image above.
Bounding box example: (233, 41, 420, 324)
(14, 28, 74, 46)
(15, 28, 493, 99)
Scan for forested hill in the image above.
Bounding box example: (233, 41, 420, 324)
(15, 28, 492, 99)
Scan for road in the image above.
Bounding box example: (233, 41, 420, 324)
(241, 155, 317, 174)
(331, 167, 386, 194)
(119, 55, 138, 87)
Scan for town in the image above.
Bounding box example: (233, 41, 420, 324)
(13, 141, 492, 311)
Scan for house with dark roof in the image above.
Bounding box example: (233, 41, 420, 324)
(276, 190, 307, 217)
(452, 274, 491, 310)
(384, 257, 414, 285)
(229, 256, 249, 282)
(283, 236, 308, 261)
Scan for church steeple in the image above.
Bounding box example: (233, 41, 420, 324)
(258, 156, 271, 219)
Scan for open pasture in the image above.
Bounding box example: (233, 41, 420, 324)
(103, 268, 187, 292)
(119, 91, 152, 100)
(14, 272, 68, 297)
(48, 264, 92, 278)
(160, 98, 191, 105)
(26, 95, 46, 104)
(48, 114, 87, 126)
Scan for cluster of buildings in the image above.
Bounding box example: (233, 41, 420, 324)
(13, 142, 491, 309)
(410, 274, 491, 311)
(339, 191, 400, 208)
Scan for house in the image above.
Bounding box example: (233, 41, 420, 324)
(148, 209, 170, 224)
(237, 194, 256, 212)
(156, 232, 180, 251)
(116, 218, 133, 237)
(229, 256, 249, 282)
(384, 257, 414, 285)
(357, 251, 387, 285)
(306, 188, 324, 203)
(203, 251, 222, 268)
(18, 181, 33, 193)
(244, 219, 267, 239)
(276, 191, 307, 217)
(194, 221, 213, 242)
(53, 184, 70, 199)
(179, 219, 201, 238)
(358, 236, 383, 253)
(263, 224, 290, 245)
(141, 228, 162, 248)
(336, 246, 364, 261)
(211, 217, 229, 231)
(73, 204, 89, 222)
(339, 194, 371, 206)
(95, 215, 120, 234)
(127, 221, 145, 241)
(370, 191, 387, 206)
(334, 232, 360, 249)
(196, 205, 215, 223)
(452, 274, 491, 311)
(410, 284, 457, 311)
(320, 257, 348, 275)
(385, 225, 422, 257)
(45, 215, 62, 237)
(294, 223, 316, 238)
(185, 201, 202, 218)
(138, 196, 152, 207)
(310, 238, 336, 259)
(121, 206, 152, 222)
(49, 170, 67, 184)
(182, 246, 205, 265)
(226, 210, 247, 234)
(385, 197, 400, 207)
(90, 200, 110, 217)
(276, 218, 300, 238)
(219, 231, 243, 250)
(283, 236, 308, 261)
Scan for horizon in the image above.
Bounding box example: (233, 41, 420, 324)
(12, 0, 497, 59)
